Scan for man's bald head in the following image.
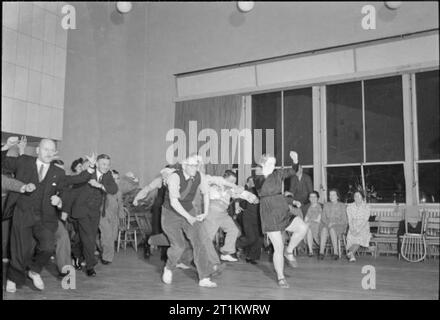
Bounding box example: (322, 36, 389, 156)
(37, 138, 57, 164)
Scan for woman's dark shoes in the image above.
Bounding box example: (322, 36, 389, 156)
(101, 259, 111, 265)
(73, 258, 83, 270)
(318, 254, 325, 260)
(144, 244, 151, 259)
(333, 254, 339, 260)
(86, 268, 96, 277)
(245, 258, 258, 265)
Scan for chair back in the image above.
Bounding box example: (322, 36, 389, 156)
(425, 215, 440, 238)
(377, 215, 402, 236)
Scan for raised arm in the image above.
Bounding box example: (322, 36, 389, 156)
(133, 175, 163, 206)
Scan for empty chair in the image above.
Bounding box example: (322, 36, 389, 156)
(399, 208, 427, 262)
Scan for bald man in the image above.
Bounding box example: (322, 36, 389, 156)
(1, 137, 96, 293)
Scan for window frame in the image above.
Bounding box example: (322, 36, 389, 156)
(411, 71, 440, 204)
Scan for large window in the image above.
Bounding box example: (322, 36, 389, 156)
(415, 70, 440, 203)
(326, 76, 405, 203)
(252, 92, 282, 165)
(252, 88, 313, 167)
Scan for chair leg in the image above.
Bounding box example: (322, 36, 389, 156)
(117, 231, 121, 253)
(134, 231, 138, 252)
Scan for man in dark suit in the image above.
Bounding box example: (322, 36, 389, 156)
(1, 137, 96, 293)
(287, 164, 313, 208)
(71, 154, 118, 277)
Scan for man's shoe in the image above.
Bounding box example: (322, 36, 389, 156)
(199, 278, 217, 288)
(176, 263, 191, 270)
(162, 266, 172, 284)
(57, 270, 70, 280)
(220, 254, 238, 262)
(86, 268, 97, 277)
(333, 254, 340, 260)
(28, 271, 45, 290)
(318, 254, 325, 260)
(6, 280, 16, 293)
(101, 259, 111, 265)
(245, 258, 257, 265)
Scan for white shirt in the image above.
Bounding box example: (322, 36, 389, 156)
(36, 159, 50, 181)
(96, 170, 104, 182)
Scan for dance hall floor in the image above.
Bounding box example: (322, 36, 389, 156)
(2, 248, 439, 300)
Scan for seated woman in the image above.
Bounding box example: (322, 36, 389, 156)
(302, 191, 322, 257)
(346, 191, 371, 262)
(318, 189, 347, 260)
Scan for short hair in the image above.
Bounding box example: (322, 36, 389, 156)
(354, 190, 365, 199)
(246, 176, 254, 183)
(309, 191, 320, 199)
(328, 188, 340, 200)
(51, 159, 64, 166)
(223, 170, 237, 179)
(97, 154, 111, 161)
(70, 158, 84, 173)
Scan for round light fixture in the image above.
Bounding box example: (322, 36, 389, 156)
(384, 2, 402, 10)
(237, 2, 255, 13)
(116, 2, 132, 14)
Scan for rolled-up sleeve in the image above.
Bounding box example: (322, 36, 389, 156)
(199, 174, 209, 195)
(167, 173, 181, 199)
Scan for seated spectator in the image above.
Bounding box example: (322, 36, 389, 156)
(302, 191, 322, 256)
(319, 189, 347, 260)
(346, 191, 371, 262)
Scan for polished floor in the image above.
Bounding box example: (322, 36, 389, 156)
(2, 248, 439, 300)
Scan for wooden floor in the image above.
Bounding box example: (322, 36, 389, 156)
(2, 248, 439, 300)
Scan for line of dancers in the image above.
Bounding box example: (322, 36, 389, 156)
(133, 151, 308, 288)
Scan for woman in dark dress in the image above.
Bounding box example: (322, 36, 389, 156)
(254, 151, 308, 288)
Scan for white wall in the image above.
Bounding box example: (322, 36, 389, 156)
(2, 2, 68, 141)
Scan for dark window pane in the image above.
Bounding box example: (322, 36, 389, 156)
(364, 164, 405, 204)
(416, 70, 440, 160)
(364, 76, 404, 162)
(284, 88, 313, 166)
(326, 166, 362, 203)
(418, 163, 440, 203)
(252, 92, 282, 165)
(327, 82, 363, 164)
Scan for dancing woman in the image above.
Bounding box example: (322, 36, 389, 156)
(254, 151, 308, 288)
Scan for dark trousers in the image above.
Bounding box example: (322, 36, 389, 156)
(68, 218, 83, 259)
(7, 218, 55, 286)
(75, 214, 100, 269)
(151, 204, 163, 235)
(2, 218, 12, 260)
(397, 220, 422, 255)
(161, 207, 218, 280)
(237, 211, 263, 261)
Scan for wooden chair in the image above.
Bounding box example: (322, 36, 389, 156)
(425, 213, 440, 259)
(399, 209, 427, 262)
(323, 232, 346, 258)
(117, 207, 139, 252)
(371, 214, 402, 257)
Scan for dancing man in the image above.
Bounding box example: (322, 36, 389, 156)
(160, 154, 221, 288)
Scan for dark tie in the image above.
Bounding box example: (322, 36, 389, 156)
(38, 164, 45, 182)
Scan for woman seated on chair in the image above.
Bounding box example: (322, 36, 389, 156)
(346, 191, 371, 262)
(302, 191, 322, 257)
(318, 189, 347, 260)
